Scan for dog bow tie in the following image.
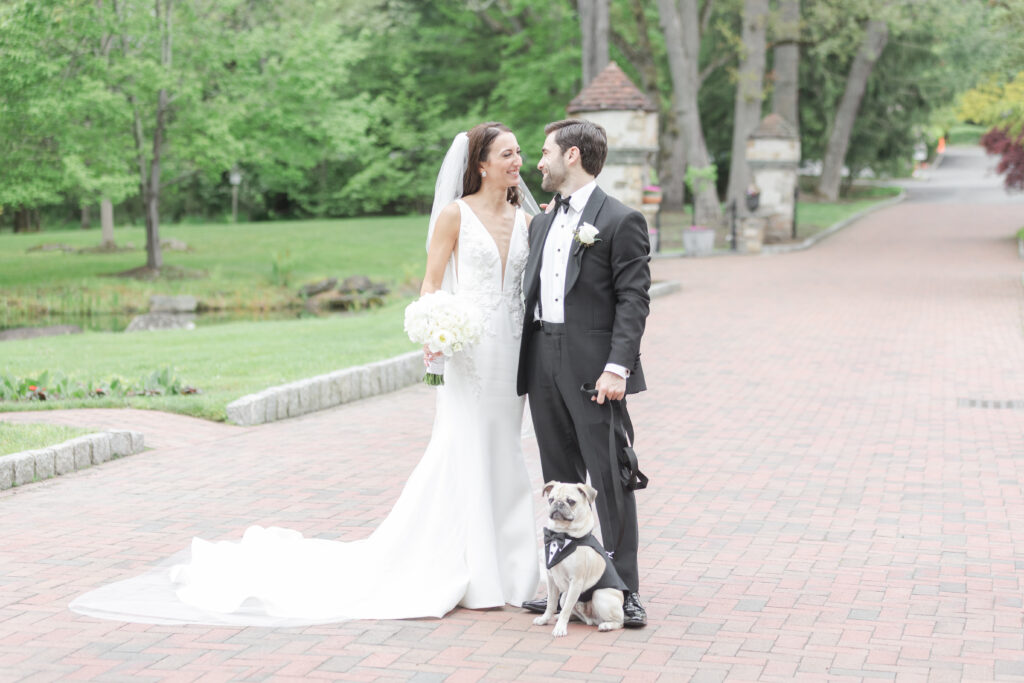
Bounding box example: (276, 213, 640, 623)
(543, 529, 572, 545)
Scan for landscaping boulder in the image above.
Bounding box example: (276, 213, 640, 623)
(26, 243, 74, 253)
(161, 238, 191, 251)
(298, 278, 337, 298)
(150, 295, 198, 313)
(339, 275, 374, 293)
(327, 293, 364, 311)
(125, 313, 197, 332)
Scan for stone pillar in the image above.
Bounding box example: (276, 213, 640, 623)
(566, 62, 660, 247)
(745, 114, 801, 247)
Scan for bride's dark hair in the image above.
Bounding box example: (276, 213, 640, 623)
(462, 121, 521, 206)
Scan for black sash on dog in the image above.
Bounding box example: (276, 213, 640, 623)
(543, 529, 628, 602)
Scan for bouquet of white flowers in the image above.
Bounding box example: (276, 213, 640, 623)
(403, 291, 484, 385)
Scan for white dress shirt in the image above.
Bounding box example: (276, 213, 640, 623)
(538, 181, 628, 380)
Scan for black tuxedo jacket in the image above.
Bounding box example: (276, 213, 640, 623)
(517, 186, 651, 396)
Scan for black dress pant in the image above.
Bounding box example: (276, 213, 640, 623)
(525, 323, 640, 592)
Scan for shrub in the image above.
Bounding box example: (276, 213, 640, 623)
(980, 127, 1024, 191)
(0, 369, 199, 403)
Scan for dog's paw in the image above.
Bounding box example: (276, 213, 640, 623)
(598, 621, 624, 632)
(533, 615, 551, 626)
(552, 623, 568, 637)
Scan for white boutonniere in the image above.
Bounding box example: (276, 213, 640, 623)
(574, 222, 600, 247)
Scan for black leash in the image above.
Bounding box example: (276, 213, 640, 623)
(580, 384, 648, 553)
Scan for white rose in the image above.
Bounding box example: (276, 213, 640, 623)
(576, 222, 600, 246)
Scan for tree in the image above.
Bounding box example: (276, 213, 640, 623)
(0, 2, 64, 232)
(579, 0, 610, 86)
(608, 0, 681, 206)
(966, 72, 1024, 190)
(959, 0, 1024, 190)
(770, 0, 800, 133)
(101, 0, 249, 270)
(815, 18, 889, 200)
(656, 0, 723, 229)
(725, 0, 769, 211)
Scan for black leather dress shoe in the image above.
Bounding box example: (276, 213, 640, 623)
(521, 597, 548, 614)
(623, 592, 647, 628)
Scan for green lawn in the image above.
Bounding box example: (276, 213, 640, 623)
(0, 422, 95, 456)
(946, 123, 987, 147)
(794, 185, 902, 237)
(1, 215, 428, 421)
(0, 300, 417, 421)
(0, 215, 427, 328)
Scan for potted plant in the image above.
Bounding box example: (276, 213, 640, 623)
(682, 165, 717, 256)
(642, 185, 662, 204)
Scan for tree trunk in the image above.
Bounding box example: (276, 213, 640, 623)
(771, 0, 800, 133)
(100, 198, 115, 247)
(138, 0, 174, 270)
(614, 0, 681, 208)
(816, 19, 889, 201)
(660, 125, 687, 210)
(14, 207, 30, 233)
(146, 86, 167, 270)
(579, 0, 610, 86)
(131, 99, 156, 264)
(656, 0, 722, 229)
(726, 0, 769, 213)
(80, 204, 91, 230)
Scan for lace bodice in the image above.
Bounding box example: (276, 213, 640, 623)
(454, 200, 528, 338)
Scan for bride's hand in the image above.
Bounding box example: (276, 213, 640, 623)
(423, 345, 443, 367)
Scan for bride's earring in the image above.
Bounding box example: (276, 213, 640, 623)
(481, 171, 487, 178)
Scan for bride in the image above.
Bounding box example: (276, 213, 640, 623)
(70, 122, 542, 626)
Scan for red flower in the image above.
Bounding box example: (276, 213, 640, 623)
(28, 385, 37, 391)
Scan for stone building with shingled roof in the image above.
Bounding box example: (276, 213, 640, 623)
(565, 62, 659, 231)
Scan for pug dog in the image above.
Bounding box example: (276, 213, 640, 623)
(533, 481, 626, 637)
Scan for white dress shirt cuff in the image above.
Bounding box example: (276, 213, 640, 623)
(604, 363, 629, 380)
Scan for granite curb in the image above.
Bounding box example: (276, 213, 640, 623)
(225, 280, 683, 426)
(760, 189, 907, 255)
(0, 429, 145, 491)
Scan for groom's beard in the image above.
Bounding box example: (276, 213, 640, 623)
(541, 164, 566, 193)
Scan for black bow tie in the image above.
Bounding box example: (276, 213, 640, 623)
(553, 193, 573, 214)
(544, 529, 572, 544)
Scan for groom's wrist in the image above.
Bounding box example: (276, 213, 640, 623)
(604, 363, 629, 379)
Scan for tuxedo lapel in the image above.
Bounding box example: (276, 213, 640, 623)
(564, 187, 607, 296)
(523, 208, 555, 307)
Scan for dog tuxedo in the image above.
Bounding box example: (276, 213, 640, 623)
(543, 529, 628, 601)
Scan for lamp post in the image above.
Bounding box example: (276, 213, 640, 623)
(229, 167, 242, 223)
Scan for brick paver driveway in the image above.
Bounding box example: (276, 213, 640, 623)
(3, 146, 1024, 681)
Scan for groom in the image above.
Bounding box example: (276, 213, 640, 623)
(518, 119, 651, 627)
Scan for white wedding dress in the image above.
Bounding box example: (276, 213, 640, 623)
(70, 201, 539, 626)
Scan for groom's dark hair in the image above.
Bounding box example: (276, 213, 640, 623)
(545, 119, 608, 177)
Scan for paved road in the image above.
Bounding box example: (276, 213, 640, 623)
(893, 145, 1024, 205)
(3, 148, 1024, 681)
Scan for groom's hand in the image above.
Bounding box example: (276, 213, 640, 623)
(592, 371, 626, 404)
